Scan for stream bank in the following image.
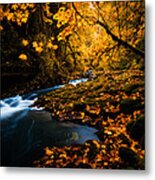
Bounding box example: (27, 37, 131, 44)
(34, 69, 145, 169)
(1, 78, 99, 167)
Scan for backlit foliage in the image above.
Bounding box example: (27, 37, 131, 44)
(0, 4, 35, 26)
(1, 1, 144, 73)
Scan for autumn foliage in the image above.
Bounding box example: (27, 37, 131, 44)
(1, 1, 145, 169)
(1, 1, 144, 79)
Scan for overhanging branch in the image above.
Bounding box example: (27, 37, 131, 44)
(96, 20, 144, 57)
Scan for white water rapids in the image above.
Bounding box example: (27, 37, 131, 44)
(0, 78, 99, 166)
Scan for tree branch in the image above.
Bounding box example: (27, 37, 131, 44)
(96, 20, 144, 57)
(72, 2, 91, 25)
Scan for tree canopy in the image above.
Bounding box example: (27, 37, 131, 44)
(1, 1, 144, 85)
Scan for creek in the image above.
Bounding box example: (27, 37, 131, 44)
(0, 78, 99, 166)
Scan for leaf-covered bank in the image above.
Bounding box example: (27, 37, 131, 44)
(34, 69, 145, 169)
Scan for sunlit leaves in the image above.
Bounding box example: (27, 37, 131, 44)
(32, 39, 58, 54)
(1, 1, 144, 74)
(32, 41, 43, 54)
(53, 6, 72, 28)
(1, 3, 35, 26)
(58, 1, 144, 70)
(86, 105, 101, 115)
(47, 42, 58, 50)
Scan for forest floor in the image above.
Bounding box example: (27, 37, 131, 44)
(33, 69, 145, 169)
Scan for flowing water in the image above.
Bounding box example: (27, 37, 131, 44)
(0, 78, 99, 167)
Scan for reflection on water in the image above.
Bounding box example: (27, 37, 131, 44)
(0, 78, 99, 167)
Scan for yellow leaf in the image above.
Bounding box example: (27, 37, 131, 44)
(68, 102, 74, 108)
(21, 17, 27, 23)
(51, 37, 55, 40)
(53, 45, 58, 50)
(45, 147, 53, 156)
(53, 14, 58, 20)
(80, 112, 85, 119)
(58, 36, 63, 41)
(86, 105, 90, 111)
(0, 25, 3, 31)
(36, 46, 43, 53)
(103, 162, 108, 166)
(7, 13, 13, 21)
(59, 154, 67, 158)
(32, 41, 38, 48)
(18, 54, 27, 61)
(39, 42, 44, 47)
(92, 140, 100, 149)
(12, 4, 18, 10)
(22, 39, 29, 46)
(47, 42, 53, 49)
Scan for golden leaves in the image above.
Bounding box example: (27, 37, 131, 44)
(59, 6, 66, 12)
(32, 37, 58, 53)
(1, 4, 35, 26)
(35, 47, 43, 54)
(53, 6, 71, 28)
(7, 13, 14, 21)
(47, 42, 58, 50)
(45, 147, 53, 156)
(33, 69, 144, 169)
(12, 4, 18, 10)
(86, 105, 101, 115)
(32, 41, 43, 53)
(46, 42, 53, 49)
